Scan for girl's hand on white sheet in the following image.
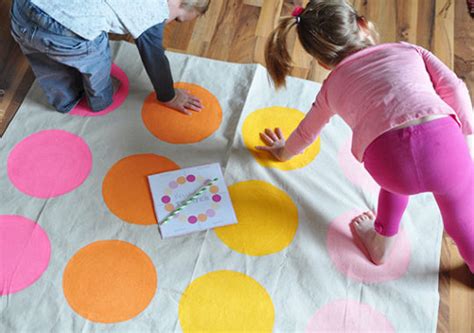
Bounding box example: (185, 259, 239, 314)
(255, 128, 290, 161)
(162, 88, 202, 115)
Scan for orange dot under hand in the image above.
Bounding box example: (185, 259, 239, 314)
(142, 83, 222, 144)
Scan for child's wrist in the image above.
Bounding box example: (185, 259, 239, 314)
(279, 146, 292, 161)
(163, 92, 178, 105)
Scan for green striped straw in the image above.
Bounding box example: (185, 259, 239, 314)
(159, 177, 219, 226)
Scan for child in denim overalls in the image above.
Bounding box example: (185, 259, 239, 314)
(10, 0, 209, 114)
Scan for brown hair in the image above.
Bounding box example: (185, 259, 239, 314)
(180, 0, 211, 15)
(265, 0, 379, 88)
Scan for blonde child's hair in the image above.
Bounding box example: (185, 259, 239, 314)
(265, 0, 379, 88)
(180, 0, 211, 14)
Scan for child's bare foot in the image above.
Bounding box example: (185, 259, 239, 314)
(351, 211, 397, 265)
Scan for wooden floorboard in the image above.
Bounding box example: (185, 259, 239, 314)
(0, 0, 472, 331)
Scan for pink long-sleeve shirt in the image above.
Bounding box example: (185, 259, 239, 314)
(285, 42, 474, 162)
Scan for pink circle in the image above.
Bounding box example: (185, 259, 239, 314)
(186, 175, 196, 182)
(326, 210, 410, 283)
(306, 299, 394, 332)
(0, 215, 51, 295)
(188, 216, 198, 224)
(338, 139, 379, 193)
(7, 130, 92, 198)
(206, 209, 215, 217)
(212, 194, 222, 202)
(169, 181, 178, 189)
(69, 64, 129, 117)
(161, 195, 171, 204)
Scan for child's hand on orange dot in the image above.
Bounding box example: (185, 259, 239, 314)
(255, 128, 289, 161)
(162, 88, 203, 115)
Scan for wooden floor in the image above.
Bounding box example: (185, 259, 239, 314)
(0, 0, 473, 331)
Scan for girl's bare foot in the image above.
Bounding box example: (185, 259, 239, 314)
(351, 211, 397, 265)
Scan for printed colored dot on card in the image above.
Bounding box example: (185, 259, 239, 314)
(188, 216, 198, 224)
(210, 185, 219, 194)
(165, 204, 175, 212)
(169, 181, 178, 189)
(326, 210, 410, 283)
(0, 215, 51, 295)
(177, 176, 186, 184)
(142, 83, 222, 144)
(186, 175, 196, 182)
(212, 194, 222, 202)
(179, 270, 274, 332)
(102, 154, 180, 225)
(206, 209, 216, 217)
(198, 214, 208, 222)
(215, 180, 298, 256)
(7, 130, 92, 198)
(63, 240, 157, 323)
(161, 196, 171, 204)
(242, 107, 321, 171)
(70, 64, 129, 117)
(306, 299, 394, 332)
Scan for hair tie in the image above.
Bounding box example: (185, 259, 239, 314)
(291, 6, 304, 23)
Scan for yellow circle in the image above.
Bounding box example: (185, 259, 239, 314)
(209, 185, 219, 194)
(242, 107, 321, 170)
(215, 180, 298, 256)
(198, 214, 207, 222)
(177, 176, 186, 184)
(165, 204, 174, 212)
(179, 270, 274, 332)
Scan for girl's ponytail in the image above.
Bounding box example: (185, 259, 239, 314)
(265, 1, 379, 89)
(265, 17, 297, 88)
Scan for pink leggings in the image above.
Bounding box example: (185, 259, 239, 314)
(364, 116, 474, 271)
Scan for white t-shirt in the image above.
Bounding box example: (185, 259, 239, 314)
(31, 0, 170, 40)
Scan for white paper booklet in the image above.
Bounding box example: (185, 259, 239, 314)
(148, 163, 237, 239)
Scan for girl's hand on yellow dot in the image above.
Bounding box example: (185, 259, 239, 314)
(255, 128, 289, 161)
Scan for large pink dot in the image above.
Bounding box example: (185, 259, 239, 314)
(326, 210, 410, 283)
(69, 64, 129, 117)
(0, 215, 51, 295)
(306, 299, 394, 332)
(338, 139, 379, 193)
(7, 130, 92, 198)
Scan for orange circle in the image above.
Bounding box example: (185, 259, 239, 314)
(165, 204, 175, 212)
(142, 83, 222, 144)
(177, 176, 186, 184)
(102, 154, 180, 225)
(210, 185, 219, 194)
(198, 214, 208, 222)
(63, 240, 157, 323)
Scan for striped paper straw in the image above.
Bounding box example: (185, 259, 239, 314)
(159, 177, 219, 226)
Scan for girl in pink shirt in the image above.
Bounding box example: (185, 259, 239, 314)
(257, 0, 474, 272)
